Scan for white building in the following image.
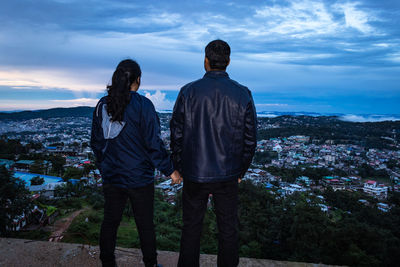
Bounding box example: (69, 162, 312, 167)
(287, 135, 310, 142)
(377, 203, 390, 212)
(324, 155, 335, 163)
(272, 143, 282, 153)
(281, 183, 307, 196)
(30, 182, 66, 199)
(363, 180, 388, 199)
(318, 204, 329, 212)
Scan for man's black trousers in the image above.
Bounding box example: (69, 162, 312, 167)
(178, 179, 239, 267)
(100, 183, 157, 267)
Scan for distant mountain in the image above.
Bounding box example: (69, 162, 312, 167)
(256, 111, 343, 118)
(256, 111, 400, 122)
(1, 106, 399, 122)
(0, 106, 95, 121)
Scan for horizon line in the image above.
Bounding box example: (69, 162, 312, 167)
(1, 105, 400, 118)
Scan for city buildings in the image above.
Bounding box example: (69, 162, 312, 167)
(363, 180, 388, 199)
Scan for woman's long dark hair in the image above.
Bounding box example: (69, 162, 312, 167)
(106, 59, 141, 122)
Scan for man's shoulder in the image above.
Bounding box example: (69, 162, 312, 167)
(225, 78, 253, 102)
(228, 77, 250, 92)
(182, 75, 248, 90)
(180, 75, 252, 101)
(181, 78, 203, 91)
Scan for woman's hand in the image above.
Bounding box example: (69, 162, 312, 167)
(170, 170, 183, 184)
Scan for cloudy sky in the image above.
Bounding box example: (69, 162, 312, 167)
(0, 0, 399, 114)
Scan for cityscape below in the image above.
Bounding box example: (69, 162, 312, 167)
(1, 107, 399, 266)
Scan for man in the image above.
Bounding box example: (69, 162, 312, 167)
(170, 40, 257, 267)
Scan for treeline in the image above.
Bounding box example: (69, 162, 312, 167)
(258, 116, 400, 150)
(237, 181, 400, 266)
(253, 151, 278, 165)
(0, 139, 43, 159)
(265, 165, 391, 183)
(0, 106, 95, 121)
(266, 166, 342, 184)
(0, 106, 168, 121)
(0, 166, 32, 235)
(153, 181, 400, 266)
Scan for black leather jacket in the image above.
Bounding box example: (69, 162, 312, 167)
(170, 71, 257, 183)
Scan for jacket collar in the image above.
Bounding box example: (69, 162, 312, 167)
(204, 71, 229, 78)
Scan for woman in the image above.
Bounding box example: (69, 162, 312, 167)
(91, 59, 181, 267)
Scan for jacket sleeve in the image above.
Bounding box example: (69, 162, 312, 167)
(141, 101, 174, 177)
(90, 101, 106, 168)
(241, 91, 257, 178)
(170, 90, 185, 173)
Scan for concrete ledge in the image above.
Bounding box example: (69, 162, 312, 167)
(0, 238, 339, 267)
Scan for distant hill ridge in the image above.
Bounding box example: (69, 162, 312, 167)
(0, 106, 338, 121)
(1, 106, 400, 123)
(0, 106, 95, 121)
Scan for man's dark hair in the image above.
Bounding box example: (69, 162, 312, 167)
(205, 39, 230, 70)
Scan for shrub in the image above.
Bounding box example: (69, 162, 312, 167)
(87, 210, 102, 224)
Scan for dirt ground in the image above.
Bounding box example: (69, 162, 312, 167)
(48, 208, 87, 242)
(0, 238, 341, 267)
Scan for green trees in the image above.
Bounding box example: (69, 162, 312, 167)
(49, 155, 66, 177)
(0, 166, 32, 235)
(357, 163, 389, 180)
(83, 163, 96, 176)
(253, 151, 278, 165)
(256, 116, 400, 150)
(63, 167, 84, 180)
(153, 190, 183, 251)
(237, 180, 400, 266)
(29, 160, 45, 174)
(266, 166, 340, 184)
(0, 139, 26, 159)
(25, 142, 43, 151)
(30, 176, 44, 186)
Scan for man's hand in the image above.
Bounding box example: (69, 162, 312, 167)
(238, 177, 242, 183)
(170, 170, 183, 185)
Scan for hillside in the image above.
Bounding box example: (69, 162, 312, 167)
(257, 115, 400, 149)
(0, 106, 95, 121)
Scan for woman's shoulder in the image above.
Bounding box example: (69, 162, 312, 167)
(131, 92, 156, 111)
(94, 96, 107, 118)
(95, 96, 108, 107)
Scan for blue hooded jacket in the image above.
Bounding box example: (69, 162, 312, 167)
(90, 91, 174, 188)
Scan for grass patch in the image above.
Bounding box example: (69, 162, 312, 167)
(59, 193, 187, 251)
(62, 209, 142, 248)
(62, 207, 102, 245)
(8, 229, 51, 241)
(116, 217, 140, 248)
